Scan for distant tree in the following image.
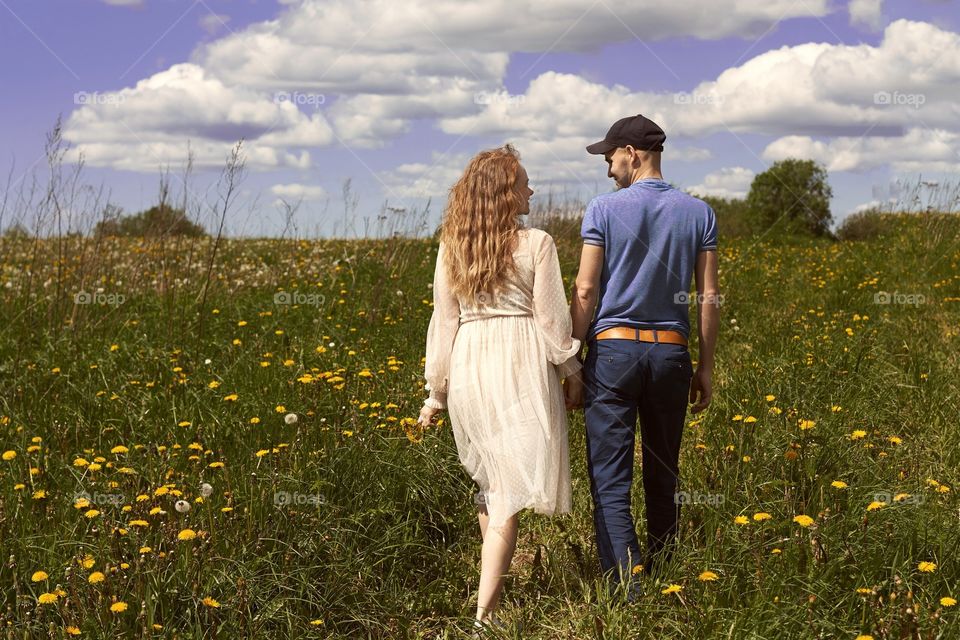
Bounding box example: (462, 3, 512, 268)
(1, 222, 32, 239)
(745, 159, 833, 238)
(94, 204, 206, 237)
(698, 195, 751, 238)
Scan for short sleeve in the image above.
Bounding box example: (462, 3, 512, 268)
(532, 232, 582, 379)
(423, 242, 461, 408)
(699, 203, 718, 251)
(581, 197, 605, 246)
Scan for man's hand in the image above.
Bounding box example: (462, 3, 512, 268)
(689, 368, 712, 413)
(418, 405, 441, 427)
(564, 372, 584, 410)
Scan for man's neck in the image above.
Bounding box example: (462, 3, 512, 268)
(629, 169, 664, 184)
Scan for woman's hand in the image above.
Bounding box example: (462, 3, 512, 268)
(418, 404, 441, 426)
(563, 372, 584, 410)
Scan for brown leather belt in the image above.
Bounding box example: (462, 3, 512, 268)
(594, 326, 687, 346)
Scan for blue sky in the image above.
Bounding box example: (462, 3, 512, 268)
(1, 0, 958, 237)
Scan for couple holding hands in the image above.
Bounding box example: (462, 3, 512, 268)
(417, 114, 719, 629)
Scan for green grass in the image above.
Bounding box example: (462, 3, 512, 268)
(1, 212, 959, 638)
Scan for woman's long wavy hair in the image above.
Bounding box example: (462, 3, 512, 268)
(440, 144, 526, 306)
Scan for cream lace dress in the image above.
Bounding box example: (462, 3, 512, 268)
(423, 227, 582, 531)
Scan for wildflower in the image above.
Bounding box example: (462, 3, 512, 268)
(177, 529, 197, 541)
(661, 584, 683, 594)
(698, 571, 718, 582)
(31, 571, 49, 582)
(793, 514, 815, 527)
(110, 601, 128, 613)
(918, 561, 937, 573)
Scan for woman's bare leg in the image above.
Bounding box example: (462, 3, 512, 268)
(475, 514, 518, 622)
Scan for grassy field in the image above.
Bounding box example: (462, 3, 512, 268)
(1, 212, 959, 639)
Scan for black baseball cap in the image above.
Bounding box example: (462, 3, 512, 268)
(586, 114, 666, 155)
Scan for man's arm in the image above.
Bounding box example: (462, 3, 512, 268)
(571, 243, 604, 355)
(689, 248, 719, 413)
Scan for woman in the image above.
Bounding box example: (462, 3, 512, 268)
(417, 144, 583, 630)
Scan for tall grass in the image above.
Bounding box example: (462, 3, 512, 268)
(1, 136, 960, 638)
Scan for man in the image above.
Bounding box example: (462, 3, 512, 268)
(563, 114, 720, 592)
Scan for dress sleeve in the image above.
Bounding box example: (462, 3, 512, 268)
(423, 242, 461, 409)
(532, 232, 582, 379)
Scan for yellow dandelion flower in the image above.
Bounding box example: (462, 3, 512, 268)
(753, 512, 772, 521)
(793, 514, 815, 527)
(764, 394, 776, 402)
(31, 571, 49, 582)
(177, 529, 197, 541)
(917, 561, 937, 573)
(941, 597, 957, 607)
(661, 584, 683, 594)
(866, 501, 886, 511)
(2, 450, 16, 461)
(850, 430, 867, 440)
(698, 571, 718, 581)
(110, 601, 128, 613)
(831, 480, 848, 489)
(798, 419, 816, 431)
(65, 626, 81, 635)
(734, 515, 750, 525)
(38, 593, 58, 604)
(202, 596, 220, 608)
(88, 571, 105, 584)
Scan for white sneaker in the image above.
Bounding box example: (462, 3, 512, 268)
(471, 615, 505, 637)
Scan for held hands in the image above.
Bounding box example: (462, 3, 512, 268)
(689, 367, 713, 413)
(563, 372, 584, 411)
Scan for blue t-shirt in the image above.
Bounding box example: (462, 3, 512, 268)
(580, 178, 718, 341)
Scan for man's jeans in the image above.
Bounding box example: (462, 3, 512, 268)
(583, 336, 693, 583)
